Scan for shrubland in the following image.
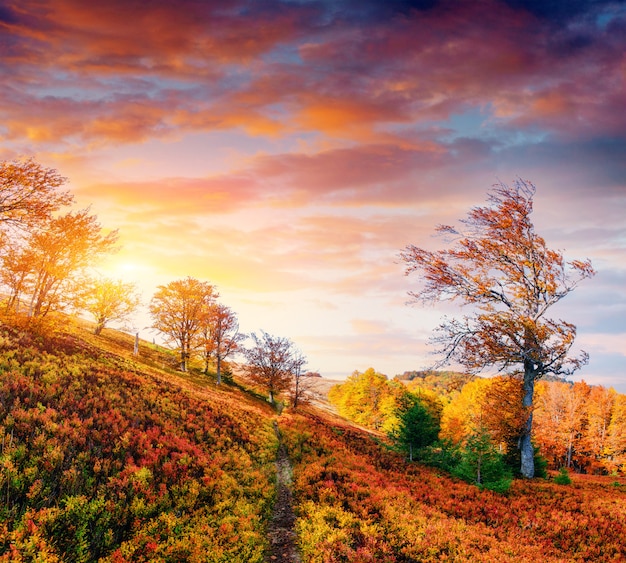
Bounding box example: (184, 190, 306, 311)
(281, 408, 626, 562)
(0, 319, 276, 562)
(1, 314, 625, 563)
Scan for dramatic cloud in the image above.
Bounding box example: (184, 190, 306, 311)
(1, 0, 624, 387)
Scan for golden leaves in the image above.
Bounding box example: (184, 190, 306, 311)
(401, 180, 594, 379)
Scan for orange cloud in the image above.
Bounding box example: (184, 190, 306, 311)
(7, 0, 306, 69)
(2, 0, 624, 150)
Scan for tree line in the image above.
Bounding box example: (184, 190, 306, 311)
(0, 158, 312, 408)
(330, 367, 626, 490)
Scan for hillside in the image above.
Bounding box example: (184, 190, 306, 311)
(0, 319, 277, 562)
(281, 410, 626, 562)
(0, 318, 625, 562)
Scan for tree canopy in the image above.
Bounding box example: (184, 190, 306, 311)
(26, 209, 119, 317)
(149, 277, 217, 372)
(0, 158, 72, 231)
(328, 368, 408, 433)
(242, 331, 304, 405)
(401, 180, 594, 478)
(80, 277, 141, 335)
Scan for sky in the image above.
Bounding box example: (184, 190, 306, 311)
(1, 0, 625, 389)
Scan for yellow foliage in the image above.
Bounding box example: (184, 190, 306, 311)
(328, 368, 407, 432)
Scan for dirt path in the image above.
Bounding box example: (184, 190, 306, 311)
(267, 421, 301, 563)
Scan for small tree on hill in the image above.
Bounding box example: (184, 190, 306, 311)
(199, 303, 244, 384)
(391, 396, 441, 461)
(243, 331, 302, 405)
(80, 277, 141, 335)
(453, 426, 513, 493)
(400, 180, 594, 478)
(290, 352, 310, 408)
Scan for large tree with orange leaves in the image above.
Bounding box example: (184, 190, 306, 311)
(150, 277, 218, 372)
(0, 158, 72, 231)
(401, 180, 595, 478)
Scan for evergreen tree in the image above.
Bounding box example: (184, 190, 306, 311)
(391, 396, 440, 461)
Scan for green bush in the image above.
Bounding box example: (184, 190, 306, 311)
(533, 447, 548, 479)
(417, 439, 461, 471)
(554, 467, 572, 485)
(451, 430, 512, 493)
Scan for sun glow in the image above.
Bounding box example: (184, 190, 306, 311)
(97, 257, 154, 283)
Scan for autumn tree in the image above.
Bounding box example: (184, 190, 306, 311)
(440, 378, 493, 445)
(583, 385, 616, 471)
(150, 277, 217, 372)
(0, 161, 122, 320)
(198, 303, 244, 384)
(242, 331, 304, 405)
(19, 209, 119, 317)
(607, 394, 626, 473)
(79, 277, 141, 335)
(0, 158, 72, 231)
(480, 376, 529, 470)
(533, 380, 589, 469)
(328, 368, 408, 432)
(289, 351, 311, 408)
(401, 180, 595, 478)
(532, 380, 622, 473)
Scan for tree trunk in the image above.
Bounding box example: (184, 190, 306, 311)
(520, 366, 536, 478)
(293, 376, 299, 408)
(6, 292, 18, 313)
(94, 317, 105, 335)
(216, 355, 222, 385)
(566, 437, 573, 468)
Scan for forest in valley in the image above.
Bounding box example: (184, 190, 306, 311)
(329, 368, 626, 484)
(1, 158, 625, 561)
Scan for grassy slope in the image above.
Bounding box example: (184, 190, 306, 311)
(1, 317, 626, 562)
(0, 318, 277, 562)
(281, 409, 626, 562)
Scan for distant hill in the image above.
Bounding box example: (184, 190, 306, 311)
(394, 369, 473, 401)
